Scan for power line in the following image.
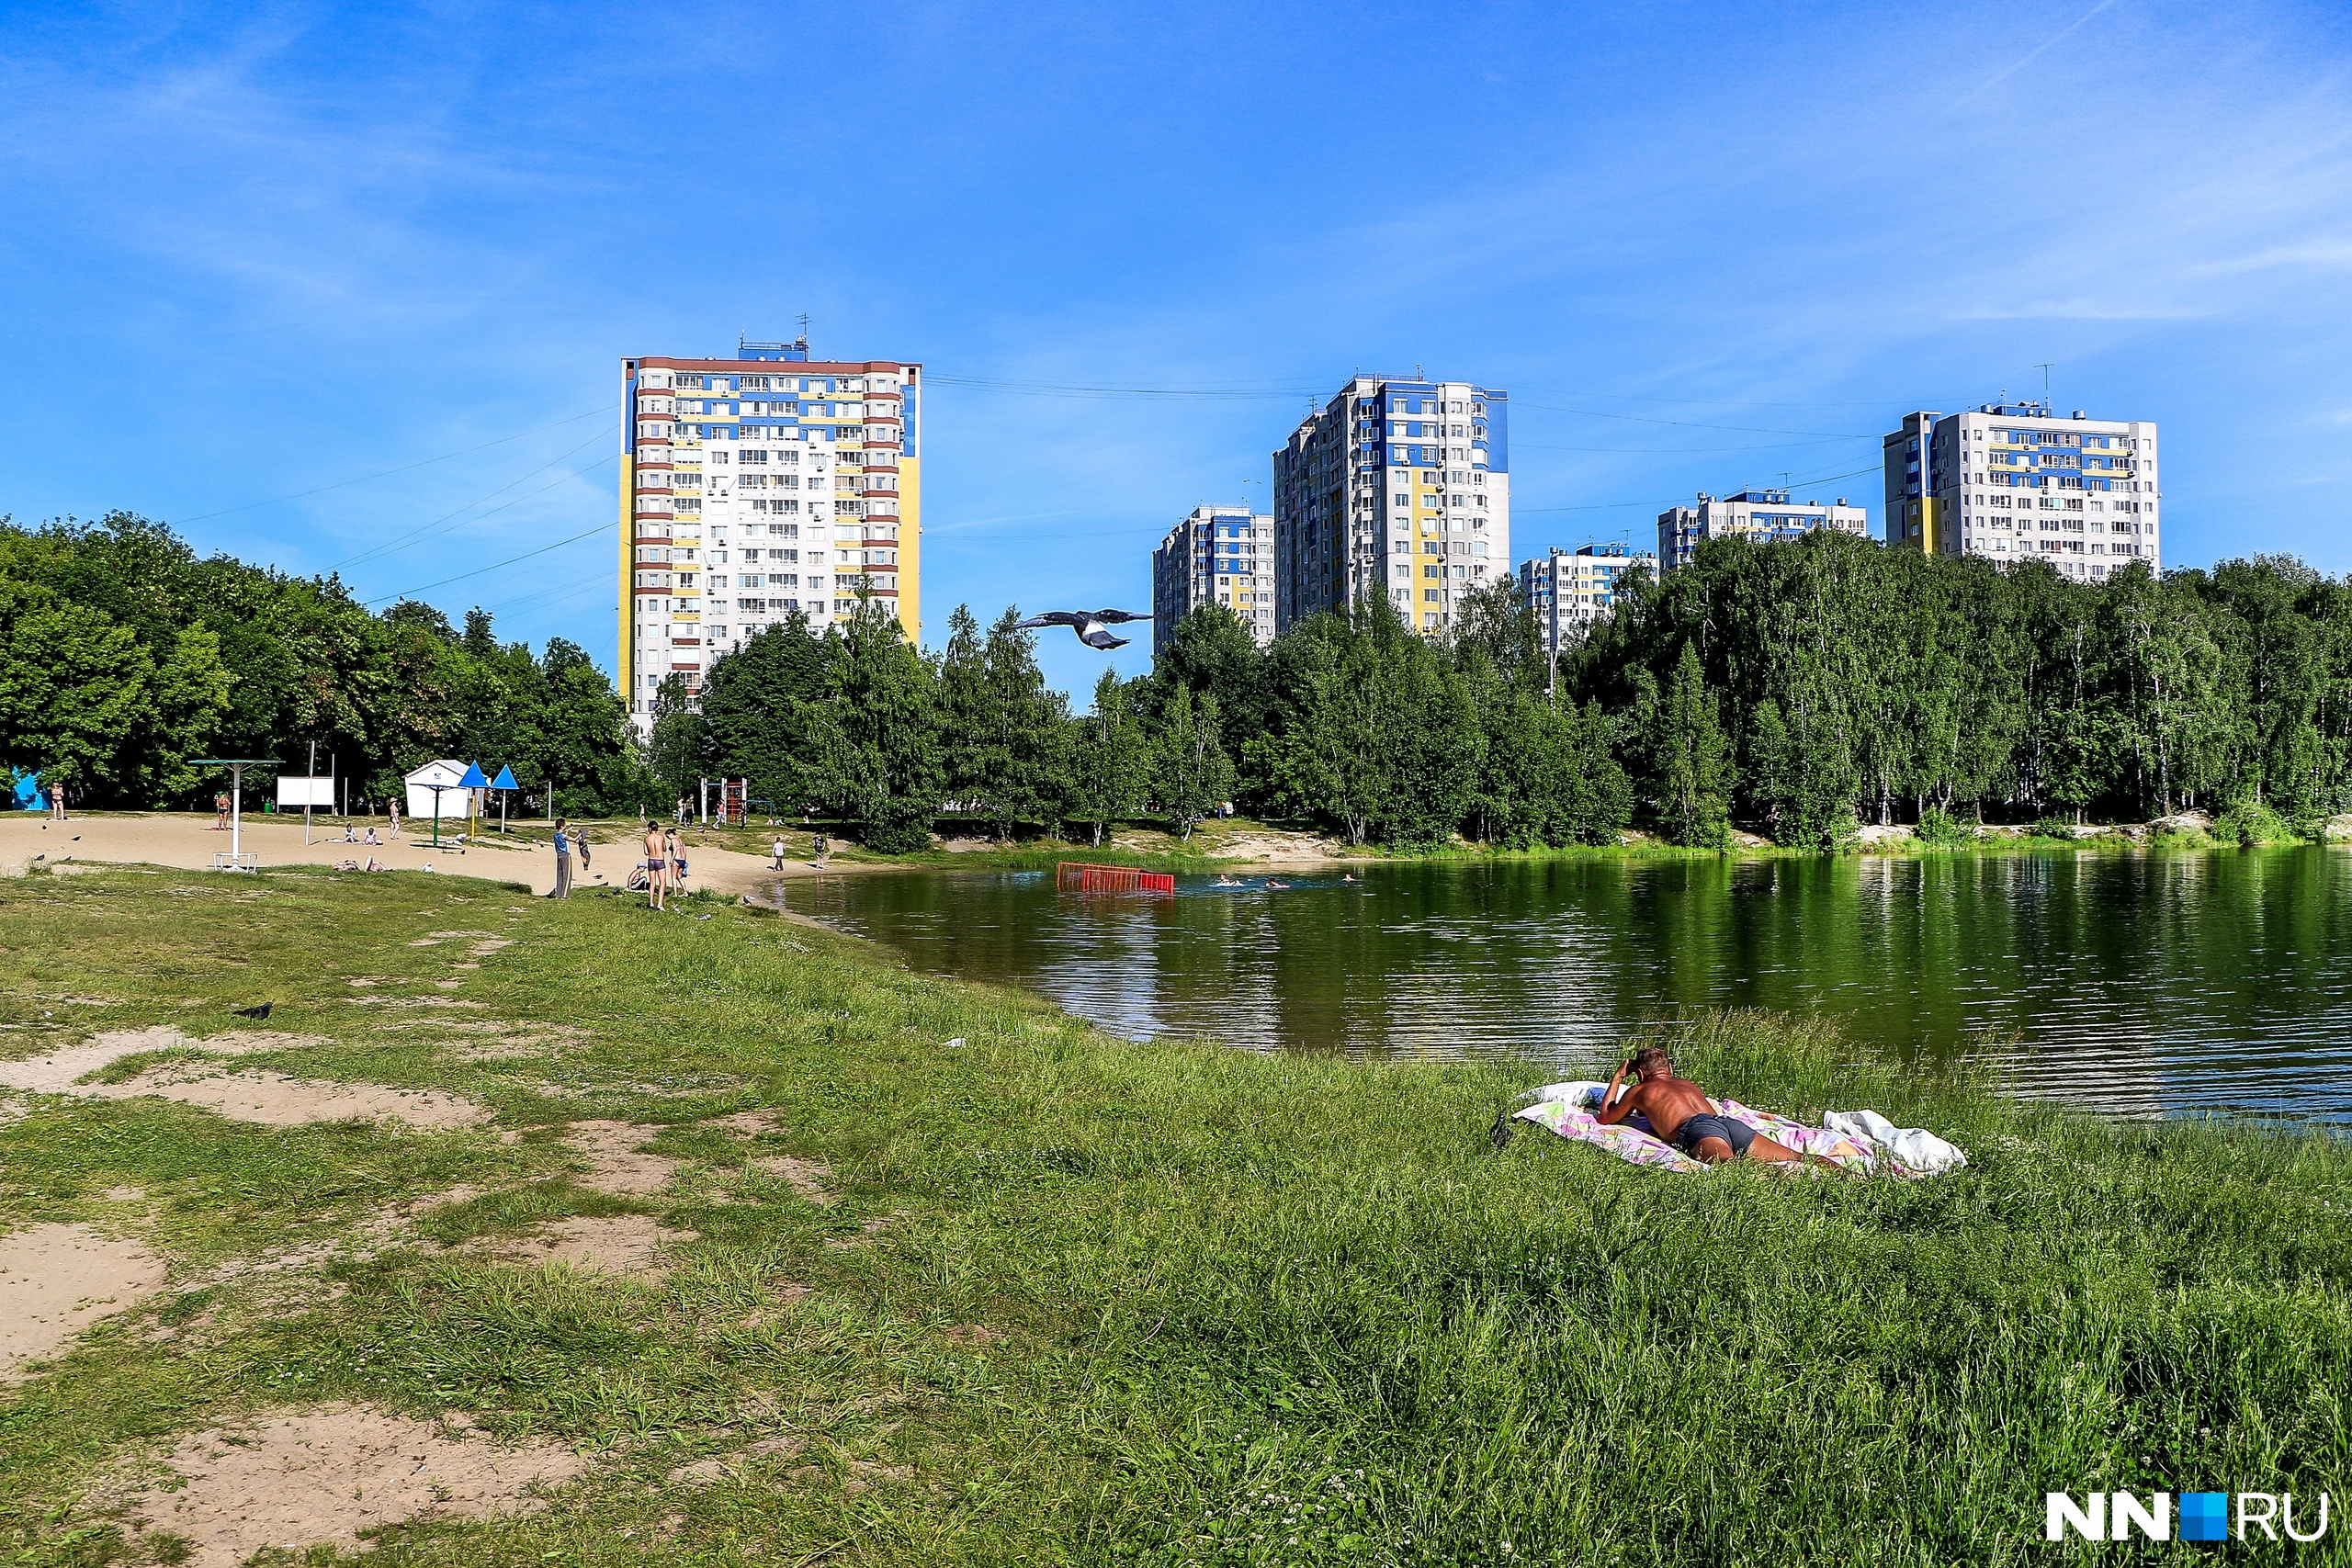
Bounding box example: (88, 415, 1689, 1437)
(1513, 436, 1857, 454)
(174, 404, 614, 525)
(924, 374, 1318, 401)
(1508, 400, 1875, 439)
(365, 519, 615, 607)
(479, 566, 616, 619)
(332, 433, 618, 570)
(1517, 462, 1884, 520)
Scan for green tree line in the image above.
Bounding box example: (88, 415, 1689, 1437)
(682, 535, 2352, 853)
(670, 585, 1634, 852)
(1568, 532, 2352, 846)
(0, 513, 641, 811)
(18, 513, 2349, 852)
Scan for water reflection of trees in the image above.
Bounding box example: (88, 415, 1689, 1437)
(793, 849, 2352, 1119)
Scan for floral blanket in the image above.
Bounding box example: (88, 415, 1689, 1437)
(1512, 1089, 1906, 1176)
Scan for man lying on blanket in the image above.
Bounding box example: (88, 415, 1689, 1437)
(1599, 1046, 1816, 1168)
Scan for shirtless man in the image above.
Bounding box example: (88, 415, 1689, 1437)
(642, 819, 669, 909)
(1596, 1046, 1812, 1167)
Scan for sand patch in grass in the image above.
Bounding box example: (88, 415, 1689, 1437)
(0, 1026, 325, 1104)
(565, 1120, 678, 1195)
(110, 1402, 587, 1567)
(0, 1223, 170, 1382)
(751, 1156, 836, 1206)
(0, 1025, 246, 1094)
(484, 1213, 690, 1277)
(662, 1433, 808, 1488)
(941, 1323, 1003, 1347)
(452, 1040, 555, 1061)
(89, 1066, 489, 1130)
(825, 1211, 907, 1250)
(537, 1075, 743, 1100)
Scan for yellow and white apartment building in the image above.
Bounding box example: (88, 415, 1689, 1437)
(618, 339, 920, 729)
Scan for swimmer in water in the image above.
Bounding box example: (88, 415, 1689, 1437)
(1264, 878, 1290, 890)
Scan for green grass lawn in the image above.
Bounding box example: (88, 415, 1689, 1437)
(2, 867, 2348, 1565)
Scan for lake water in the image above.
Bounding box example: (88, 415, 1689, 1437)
(776, 848, 2352, 1121)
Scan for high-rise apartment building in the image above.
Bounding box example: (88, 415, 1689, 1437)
(1273, 376, 1511, 635)
(618, 338, 921, 729)
(1152, 506, 1276, 650)
(1883, 400, 2158, 581)
(1519, 543, 1657, 659)
(1656, 490, 1869, 570)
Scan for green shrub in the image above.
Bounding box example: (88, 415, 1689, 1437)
(1915, 807, 1975, 847)
(2027, 814, 2078, 840)
(2214, 800, 2299, 845)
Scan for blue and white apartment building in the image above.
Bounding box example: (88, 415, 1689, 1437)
(1520, 543, 1658, 658)
(1657, 489, 1870, 570)
(1152, 506, 1276, 650)
(1274, 376, 1511, 634)
(1883, 400, 2159, 580)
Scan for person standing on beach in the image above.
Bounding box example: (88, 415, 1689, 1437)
(214, 791, 230, 829)
(642, 819, 668, 909)
(771, 834, 786, 872)
(48, 777, 65, 821)
(551, 819, 572, 899)
(665, 826, 685, 897)
(389, 800, 401, 837)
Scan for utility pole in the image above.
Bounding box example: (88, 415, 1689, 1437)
(305, 739, 315, 845)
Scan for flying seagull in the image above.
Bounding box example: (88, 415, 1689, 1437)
(1014, 609, 1153, 651)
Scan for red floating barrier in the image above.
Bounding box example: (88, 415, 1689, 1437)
(1057, 862, 1175, 895)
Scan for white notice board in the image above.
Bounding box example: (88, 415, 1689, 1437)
(276, 775, 334, 807)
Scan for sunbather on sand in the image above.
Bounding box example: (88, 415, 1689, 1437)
(1597, 1046, 1818, 1168)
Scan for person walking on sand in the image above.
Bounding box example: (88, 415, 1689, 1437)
(642, 818, 668, 909)
(388, 801, 401, 838)
(771, 834, 786, 872)
(665, 826, 686, 897)
(214, 791, 231, 830)
(550, 819, 573, 900)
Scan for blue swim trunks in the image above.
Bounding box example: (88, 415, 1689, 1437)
(1674, 1112, 1756, 1158)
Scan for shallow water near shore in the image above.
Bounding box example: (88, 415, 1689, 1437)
(778, 844, 2352, 1122)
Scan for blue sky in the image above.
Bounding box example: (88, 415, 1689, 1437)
(4, 1, 2349, 699)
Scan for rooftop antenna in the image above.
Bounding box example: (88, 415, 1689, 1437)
(2034, 363, 2054, 397)
(797, 312, 811, 345)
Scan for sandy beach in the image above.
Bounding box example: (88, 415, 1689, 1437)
(0, 812, 846, 901)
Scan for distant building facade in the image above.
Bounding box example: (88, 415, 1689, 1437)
(1152, 506, 1276, 650)
(1657, 490, 1869, 570)
(1274, 375, 1511, 635)
(1519, 543, 1657, 658)
(1883, 400, 2159, 581)
(619, 337, 921, 732)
